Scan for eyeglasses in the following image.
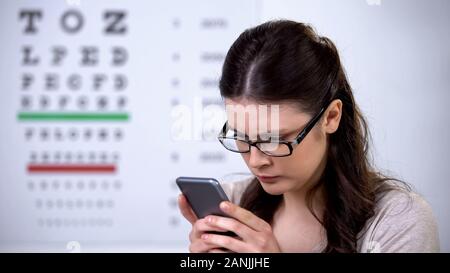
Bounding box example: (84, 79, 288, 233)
(217, 105, 328, 157)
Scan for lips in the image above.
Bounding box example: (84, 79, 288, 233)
(256, 175, 280, 183)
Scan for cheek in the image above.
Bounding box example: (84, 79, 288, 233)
(278, 129, 326, 178)
(240, 152, 249, 163)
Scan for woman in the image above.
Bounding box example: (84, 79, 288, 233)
(178, 20, 439, 253)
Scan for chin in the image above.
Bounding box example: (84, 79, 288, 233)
(258, 181, 288, 196)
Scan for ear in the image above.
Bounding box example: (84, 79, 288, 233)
(321, 99, 342, 134)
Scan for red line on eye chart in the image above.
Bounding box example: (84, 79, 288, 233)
(27, 164, 116, 173)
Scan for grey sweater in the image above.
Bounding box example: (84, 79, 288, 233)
(220, 176, 440, 253)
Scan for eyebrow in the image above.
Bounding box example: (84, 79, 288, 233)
(277, 129, 294, 135)
(227, 126, 302, 139)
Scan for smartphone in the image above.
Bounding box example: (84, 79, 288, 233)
(176, 176, 237, 237)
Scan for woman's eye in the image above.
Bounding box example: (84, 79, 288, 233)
(266, 136, 282, 142)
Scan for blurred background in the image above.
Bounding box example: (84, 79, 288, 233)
(0, 0, 448, 252)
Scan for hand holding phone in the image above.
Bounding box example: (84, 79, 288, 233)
(177, 176, 282, 253)
(176, 176, 237, 237)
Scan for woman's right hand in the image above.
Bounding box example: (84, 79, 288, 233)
(177, 193, 231, 253)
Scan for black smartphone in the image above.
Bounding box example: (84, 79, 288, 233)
(176, 176, 237, 237)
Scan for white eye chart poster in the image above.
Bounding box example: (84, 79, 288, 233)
(0, 0, 257, 252)
(1, 0, 449, 252)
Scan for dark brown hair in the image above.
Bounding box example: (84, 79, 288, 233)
(219, 20, 407, 252)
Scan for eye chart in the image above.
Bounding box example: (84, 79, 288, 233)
(0, 0, 256, 251)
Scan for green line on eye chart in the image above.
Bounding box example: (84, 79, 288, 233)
(17, 112, 130, 121)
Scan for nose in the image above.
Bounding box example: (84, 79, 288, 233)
(247, 146, 271, 168)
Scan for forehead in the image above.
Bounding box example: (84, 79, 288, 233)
(224, 98, 310, 136)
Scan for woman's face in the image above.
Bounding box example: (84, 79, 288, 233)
(224, 98, 342, 195)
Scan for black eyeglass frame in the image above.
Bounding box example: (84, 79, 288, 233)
(217, 102, 331, 157)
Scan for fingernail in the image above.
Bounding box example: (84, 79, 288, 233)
(220, 202, 229, 211)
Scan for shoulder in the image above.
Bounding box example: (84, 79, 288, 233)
(358, 183, 440, 252)
(219, 174, 255, 205)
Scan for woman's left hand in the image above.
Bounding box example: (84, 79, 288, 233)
(202, 201, 281, 253)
